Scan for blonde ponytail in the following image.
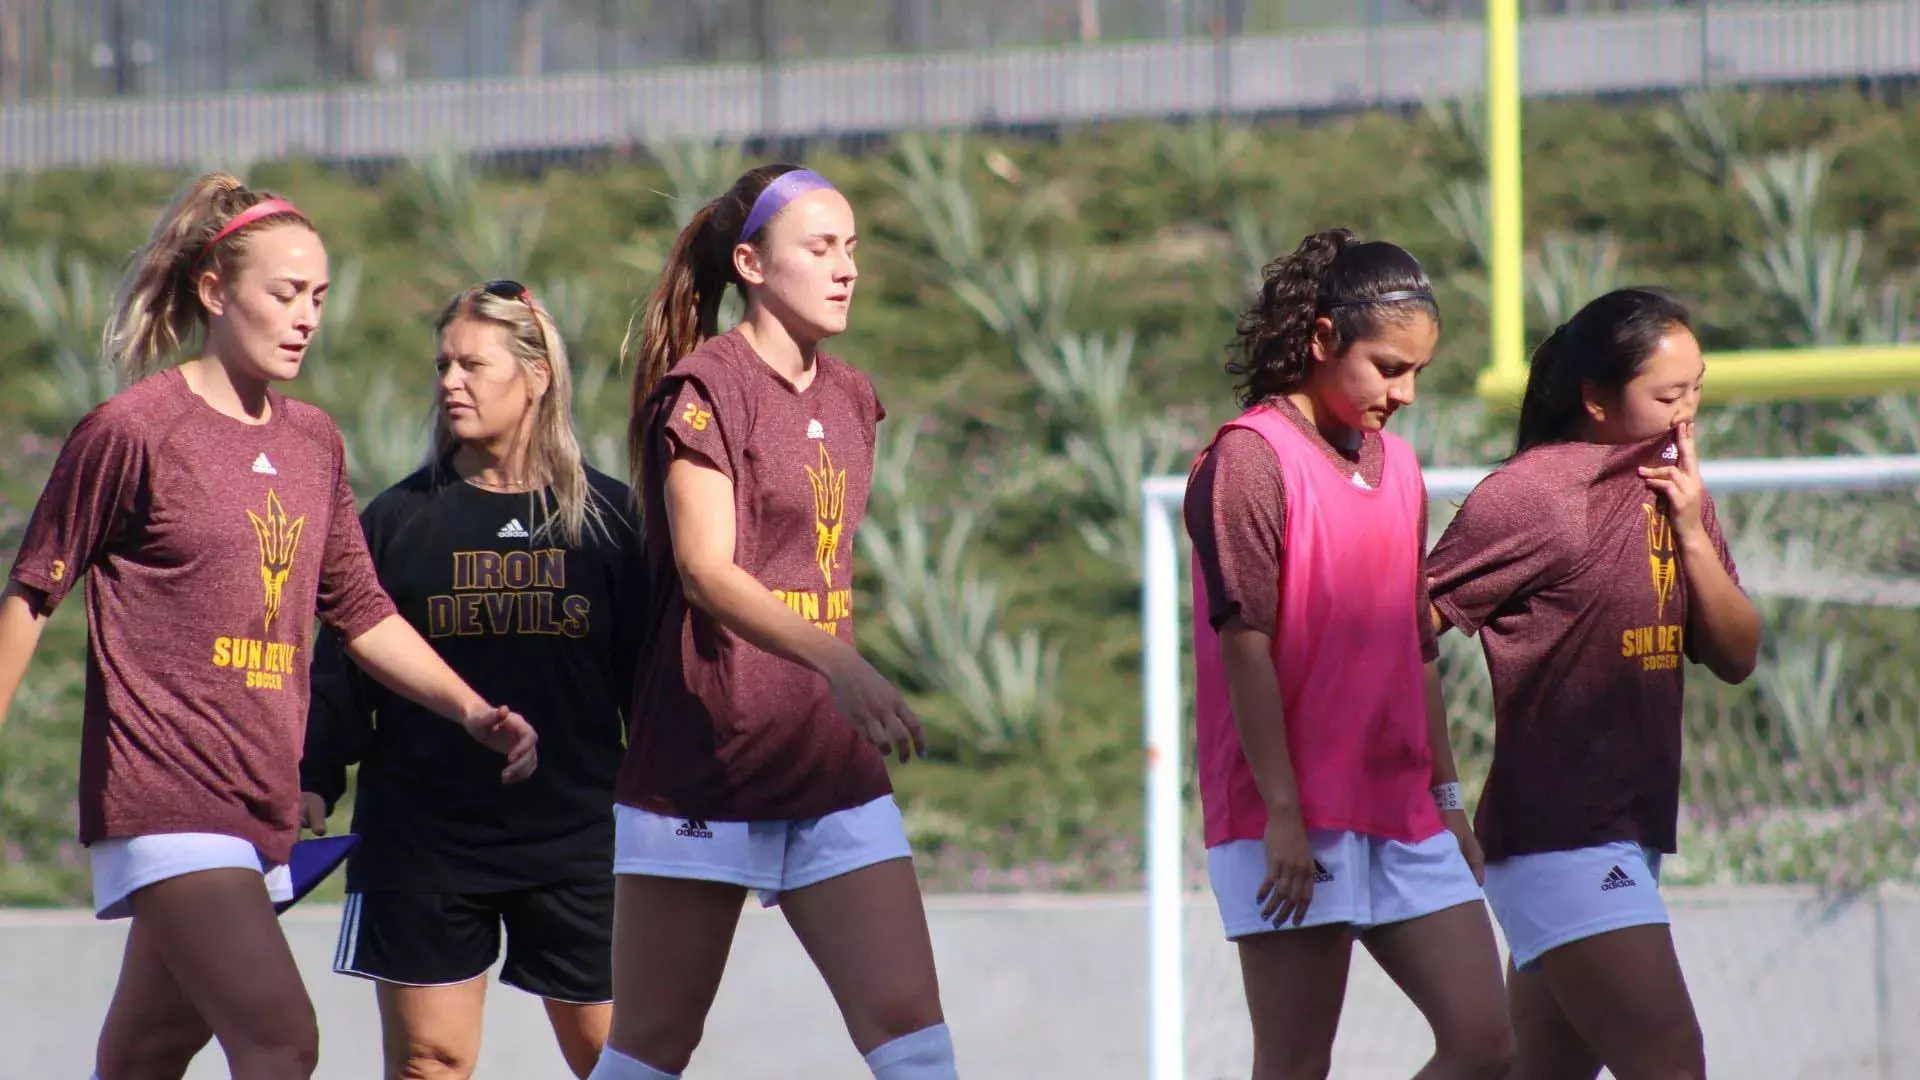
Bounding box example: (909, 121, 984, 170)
(102, 172, 312, 382)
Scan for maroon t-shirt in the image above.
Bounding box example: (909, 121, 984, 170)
(9, 368, 395, 864)
(1426, 433, 1739, 861)
(617, 330, 892, 821)
(1184, 397, 1440, 663)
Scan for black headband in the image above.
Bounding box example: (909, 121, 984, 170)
(1321, 288, 1434, 310)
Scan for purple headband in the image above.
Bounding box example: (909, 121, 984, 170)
(737, 168, 836, 245)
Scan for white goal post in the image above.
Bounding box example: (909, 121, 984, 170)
(1136, 453, 1920, 1080)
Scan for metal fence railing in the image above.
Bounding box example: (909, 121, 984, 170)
(3, 1, 1918, 170)
(0, 3, 1778, 105)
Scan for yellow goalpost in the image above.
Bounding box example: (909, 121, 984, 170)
(1474, 0, 1920, 408)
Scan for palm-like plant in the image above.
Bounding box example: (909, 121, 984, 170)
(1836, 391, 1920, 456)
(859, 504, 1061, 756)
(339, 369, 432, 501)
(880, 130, 1054, 281)
(647, 137, 749, 229)
(1156, 117, 1254, 203)
(1427, 178, 1491, 271)
(412, 146, 548, 287)
(532, 276, 598, 350)
(1752, 602, 1857, 758)
(0, 244, 119, 423)
(1420, 90, 1487, 167)
(300, 255, 363, 406)
(1066, 415, 1188, 576)
(1738, 230, 1868, 347)
(1858, 279, 1916, 345)
(1653, 89, 1760, 184)
(881, 131, 990, 276)
(955, 250, 1078, 352)
(1387, 394, 1503, 469)
(1016, 330, 1135, 427)
(1735, 148, 1830, 247)
(1226, 205, 1297, 306)
(1527, 231, 1622, 330)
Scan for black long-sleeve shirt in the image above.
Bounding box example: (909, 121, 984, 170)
(301, 462, 642, 892)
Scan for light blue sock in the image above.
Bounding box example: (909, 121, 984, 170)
(587, 1045, 681, 1080)
(864, 1023, 958, 1079)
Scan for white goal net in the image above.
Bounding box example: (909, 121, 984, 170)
(1139, 454, 1920, 1080)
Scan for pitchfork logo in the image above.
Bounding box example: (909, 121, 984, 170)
(1643, 501, 1677, 618)
(246, 490, 307, 632)
(804, 441, 847, 589)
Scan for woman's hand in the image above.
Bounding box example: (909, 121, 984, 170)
(826, 652, 926, 764)
(1257, 807, 1318, 928)
(459, 703, 539, 782)
(1639, 420, 1705, 542)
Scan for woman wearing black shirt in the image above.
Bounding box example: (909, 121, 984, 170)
(302, 281, 639, 1079)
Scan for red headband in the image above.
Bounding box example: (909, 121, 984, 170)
(205, 197, 304, 255)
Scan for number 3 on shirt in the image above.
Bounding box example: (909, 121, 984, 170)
(681, 403, 712, 432)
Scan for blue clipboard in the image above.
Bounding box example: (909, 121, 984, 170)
(274, 834, 360, 915)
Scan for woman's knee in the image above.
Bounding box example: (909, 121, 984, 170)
(1637, 1016, 1705, 1080)
(222, 1001, 320, 1079)
(389, 1039, 478, 1080)
(618, 1008, 707, 1076)
(859, 982, 945, 1046)
(1435, 1008, 1517, 1078)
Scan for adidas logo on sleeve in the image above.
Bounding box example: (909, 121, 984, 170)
(1600, 865, 1637, 891)
(674, 818, 714, 839)
(497, 519, 529, 539)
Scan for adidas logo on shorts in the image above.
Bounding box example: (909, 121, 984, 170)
(674, 818, 714, 839)
(1313, 859, 1335, 884)
(1601, 865, 1637, 891)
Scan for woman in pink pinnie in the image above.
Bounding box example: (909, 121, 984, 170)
(1185, 228, 1512, 1080)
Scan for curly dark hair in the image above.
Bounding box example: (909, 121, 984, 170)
(1226, 228, 1441, 408)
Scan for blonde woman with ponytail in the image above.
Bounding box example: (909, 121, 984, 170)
(0, 174, 537, 1080)
(299, 281, 640, 1079)
(590, 165, 954, 1080)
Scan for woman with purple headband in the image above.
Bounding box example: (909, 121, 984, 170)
(588, 164, 955, 1080)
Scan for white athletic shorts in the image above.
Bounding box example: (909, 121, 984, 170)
(1483, 839, 1668, 972)
(613, 795, 914, 907)
(90, 832, 293, 920)
(1207, 827, 1483, 940)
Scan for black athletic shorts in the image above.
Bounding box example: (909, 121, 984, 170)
(333, 878, 614, 1004)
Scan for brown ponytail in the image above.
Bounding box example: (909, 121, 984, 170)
(621, 161, 806, 495)
(102, 172, 314, 383)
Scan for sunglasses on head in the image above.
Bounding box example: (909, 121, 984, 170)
(482, 279, 534, 307)
(479, 279, 553, 354)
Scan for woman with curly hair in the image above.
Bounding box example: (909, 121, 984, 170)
(1183, 228, 1512, 1079)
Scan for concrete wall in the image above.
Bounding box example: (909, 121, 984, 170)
(3, 886, 1914, 1079)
